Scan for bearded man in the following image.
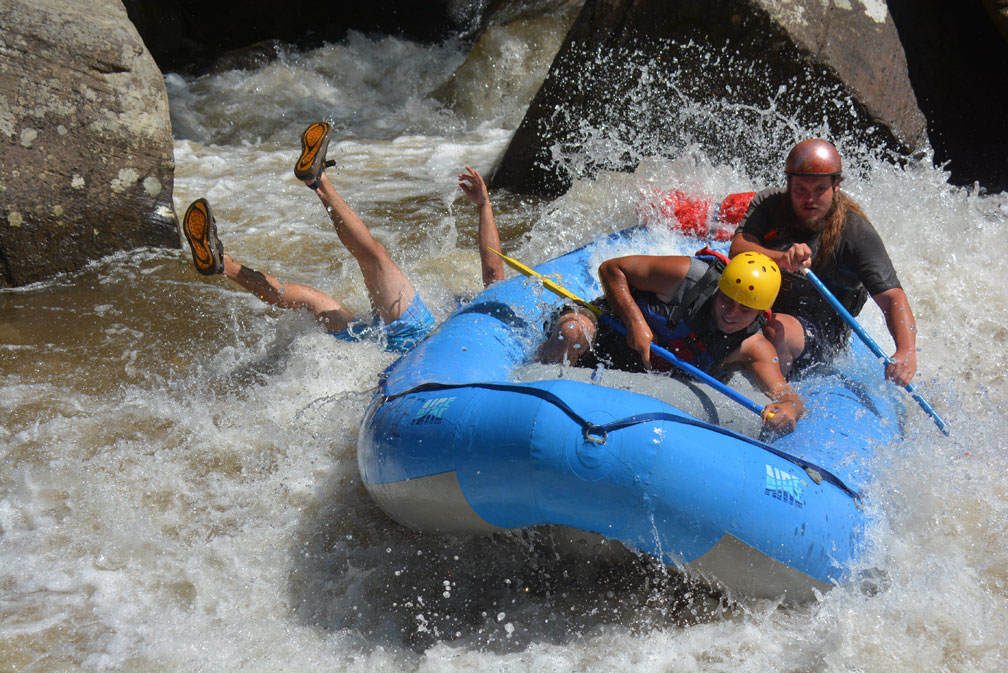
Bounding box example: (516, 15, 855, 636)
(728, 139, 918, 385)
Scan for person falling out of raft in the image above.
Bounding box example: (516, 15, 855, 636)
(539, 251, 805, 433)
(729, 138, 918, 385)
(181, 121, 504, 352)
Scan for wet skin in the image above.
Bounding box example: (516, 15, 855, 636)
(788, 175, 838, 229)
(711, 291, 762, 333)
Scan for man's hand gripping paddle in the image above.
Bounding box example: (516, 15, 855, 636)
(488, 248, 769, 418)
(800, 268, 950, 436)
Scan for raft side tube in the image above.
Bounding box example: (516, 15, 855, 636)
(359, 377, 867, 593)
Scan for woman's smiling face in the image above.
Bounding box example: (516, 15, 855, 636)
(711, 290, 762, 333)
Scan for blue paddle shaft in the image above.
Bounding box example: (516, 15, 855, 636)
(491, 247, 769, 419)
(598, 314, 766, 417)
(801, 268, 950, 436)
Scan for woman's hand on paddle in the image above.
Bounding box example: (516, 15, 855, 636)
(761, 399, 799, 433)
(458, 166, 489, 207)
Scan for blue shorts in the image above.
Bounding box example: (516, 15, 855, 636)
(329, 293, 435, 353)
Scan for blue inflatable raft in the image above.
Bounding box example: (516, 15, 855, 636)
(357, 227, 905, 602)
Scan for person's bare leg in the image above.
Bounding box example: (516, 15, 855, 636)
(222, 253, 355, 332)
(183, 196, 355, 332)
(761, 313, 805, 377)
(309, 172, 417, 323)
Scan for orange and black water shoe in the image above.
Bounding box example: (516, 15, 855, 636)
(182, 198, 224, 276)
(294, 122, 336, 189)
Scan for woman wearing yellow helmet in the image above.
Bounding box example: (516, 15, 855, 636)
(540, 250, 803, 433)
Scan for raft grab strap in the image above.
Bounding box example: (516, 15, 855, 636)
(385, 380, 861, 500)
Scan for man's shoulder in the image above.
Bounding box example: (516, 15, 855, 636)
(742, 187, 787, 221)
(750, 186, 787, 207)
(841, 204, 874, 231)
(738, 186, 788, 236)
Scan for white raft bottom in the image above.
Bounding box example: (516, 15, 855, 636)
(367, 466, 834, 602)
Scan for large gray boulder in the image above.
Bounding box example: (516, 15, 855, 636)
(491, 0, 927, 196)
(0, 0, 177, 288)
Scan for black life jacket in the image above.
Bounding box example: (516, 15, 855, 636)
(761, 229, 868, 343)
(631, 257, 767, 380)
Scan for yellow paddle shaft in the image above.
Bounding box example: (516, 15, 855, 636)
(488, 248, 602, 316)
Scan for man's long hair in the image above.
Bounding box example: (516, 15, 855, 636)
(780, 182, 866, 271)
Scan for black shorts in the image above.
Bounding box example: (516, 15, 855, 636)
(790, 315, 848, 377)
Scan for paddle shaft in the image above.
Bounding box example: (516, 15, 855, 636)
(488, 249, 767, 418)
(801, 268, 950, 436)
(597, 314, 765, 416)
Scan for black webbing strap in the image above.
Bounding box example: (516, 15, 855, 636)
(382, 380, 861, 500)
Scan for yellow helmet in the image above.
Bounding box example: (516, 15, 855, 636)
(717, 252, 781, 311)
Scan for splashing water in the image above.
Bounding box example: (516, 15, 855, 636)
(2, 23, 1007, 672)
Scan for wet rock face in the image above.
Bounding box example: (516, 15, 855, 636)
(122, 0, 491, 75)
(982, 0, 1008, 41)
(490, 0, 929, 197)
(0, 0, 177, 288)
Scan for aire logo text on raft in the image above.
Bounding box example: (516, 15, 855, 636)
(765, 464, 804, 508)
(412, 397, 456, 425)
